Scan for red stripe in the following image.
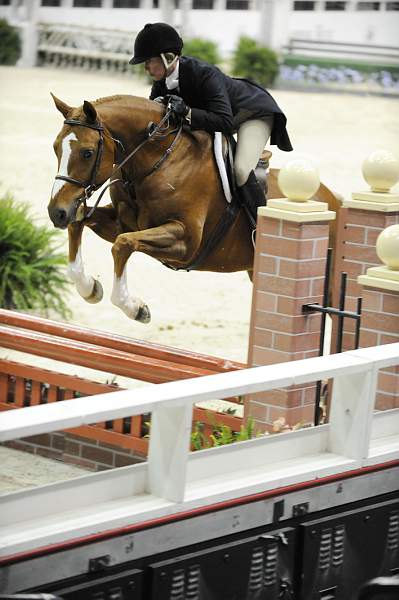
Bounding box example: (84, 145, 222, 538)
(1, 459, 398, 566)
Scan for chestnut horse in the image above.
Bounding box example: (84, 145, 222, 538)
(48, 94, 340, 323)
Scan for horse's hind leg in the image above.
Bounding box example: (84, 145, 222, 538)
(68, 222, 103, 304)
(111, 221, 187, 323)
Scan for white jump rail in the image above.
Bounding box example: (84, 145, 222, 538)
(0, 343, 398, 559)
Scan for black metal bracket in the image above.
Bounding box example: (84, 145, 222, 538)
(89, 554, 111, 573)
(292, 502, 310, 518)
(302, 248, 362, 425)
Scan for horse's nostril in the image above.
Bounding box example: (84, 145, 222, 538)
(57, 209, 67, 222)
(49, 206, 68, 228)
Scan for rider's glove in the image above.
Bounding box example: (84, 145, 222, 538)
(153, 96, 165, 104)
(165, 94, 190, 119)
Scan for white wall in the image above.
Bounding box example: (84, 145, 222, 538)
(32, 7, 261, 55)
(1, 2, 398, 57)
(290, 11, 399, 47)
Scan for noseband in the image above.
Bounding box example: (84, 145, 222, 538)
(54, 107, 182, 220)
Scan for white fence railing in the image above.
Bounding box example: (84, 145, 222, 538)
(37, 23, 134, 72)
(0, 343, 398, 557)
(283, 38, 399, 65)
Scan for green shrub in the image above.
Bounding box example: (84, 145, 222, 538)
(0, 195, 71, 318)
(0, 19, 21, 66)
(183, 38, 221, 65)
(232, 36, 279, 87)
(191, 416, 260, 451)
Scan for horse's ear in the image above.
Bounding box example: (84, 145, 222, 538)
(51, 93, 73, 118)
(83, 100, 98, 124)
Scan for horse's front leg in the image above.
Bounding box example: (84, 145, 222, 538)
(111, 221, 187, 323)
(67, 221, 104, 304)
(67, 204, 122, 304)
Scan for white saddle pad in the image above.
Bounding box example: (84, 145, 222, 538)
(213, 132, 232, 204)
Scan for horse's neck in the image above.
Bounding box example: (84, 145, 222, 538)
(98, 98, 163, 149)
(98, 98, 177, 177)
(96, 97, 211, 184)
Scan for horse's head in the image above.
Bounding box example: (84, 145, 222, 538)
(48, 95, 115, 229)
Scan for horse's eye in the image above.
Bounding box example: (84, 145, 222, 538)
(82, 149, 94, 159)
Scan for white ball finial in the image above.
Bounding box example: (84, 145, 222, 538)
(376, 224, 399, 270)
(362, 149, 399, 193)
(277, 158, 320, 202)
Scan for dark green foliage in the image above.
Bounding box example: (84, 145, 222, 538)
(0, 19, 21, 66)
(232, 36, 279, 87)
(0, 195, 71, 318)
(183, 38, 221, 65)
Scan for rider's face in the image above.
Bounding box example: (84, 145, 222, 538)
(145, 57, 166, 81)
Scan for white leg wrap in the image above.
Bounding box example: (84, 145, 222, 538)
(68, 246, 95, 299)
(111, 267, 140, 320)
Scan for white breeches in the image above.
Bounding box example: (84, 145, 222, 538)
(234, 116, 274, 187)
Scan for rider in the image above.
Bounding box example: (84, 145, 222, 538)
(129, 22, 293, 219)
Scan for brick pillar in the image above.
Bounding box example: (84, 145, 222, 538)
(245, 159, 335, 431)
(339, 150, 399, 351)
(358, 225, 399, 410)
(339, 209, 399, 351)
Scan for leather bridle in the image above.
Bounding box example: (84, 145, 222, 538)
(54, 106, 182, 220)
(55, 119, 105, 216)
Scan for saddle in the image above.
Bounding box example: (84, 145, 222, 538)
(214, 133, 271, 229)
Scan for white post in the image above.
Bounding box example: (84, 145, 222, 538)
(10, 0, 20, 23)
(18, 0, 40, 68)
(328, 366, 378, 462)
(160, 0, 175, 24)
(259, 0, 274, 48)
(147, 402, 193, 502)
(179, 0, 192, 38)
(260, 0, 291, 52)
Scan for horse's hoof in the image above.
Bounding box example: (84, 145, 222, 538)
(136, 304, 151, 324)
(84, 279, 103, 304)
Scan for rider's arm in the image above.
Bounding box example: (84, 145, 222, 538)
(190, 69, 234, 135)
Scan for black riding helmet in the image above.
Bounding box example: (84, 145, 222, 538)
(129, 23, 183, 65)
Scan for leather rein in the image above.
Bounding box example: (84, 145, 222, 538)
(54, 107, 182, 220)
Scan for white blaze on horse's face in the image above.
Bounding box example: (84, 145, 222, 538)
(51, 132, 78, 199)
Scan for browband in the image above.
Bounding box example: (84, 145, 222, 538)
(64, 118, 104, 131)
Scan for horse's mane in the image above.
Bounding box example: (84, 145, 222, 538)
(92, 94, 129, 106)
(92, 94, 153, 109)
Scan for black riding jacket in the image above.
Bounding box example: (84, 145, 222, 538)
(150, 55, 293, 152)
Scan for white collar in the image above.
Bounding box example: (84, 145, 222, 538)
(165, 60, 180, 91)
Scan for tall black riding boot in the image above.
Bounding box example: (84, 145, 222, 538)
(237, 170, 267, 229)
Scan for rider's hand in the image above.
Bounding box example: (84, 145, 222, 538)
(153, 96, 165, 104)
(165, 94, 190, 119)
